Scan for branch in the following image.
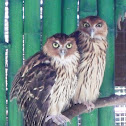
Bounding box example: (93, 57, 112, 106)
(45, 95, 126, 126)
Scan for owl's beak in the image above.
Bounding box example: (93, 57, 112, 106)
(90, 28, 95, 38)
(59, 49, 66, 59)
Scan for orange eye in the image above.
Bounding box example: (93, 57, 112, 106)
(83, 22, 90, 28)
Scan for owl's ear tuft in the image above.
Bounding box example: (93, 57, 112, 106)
(67, 37, 75, 42)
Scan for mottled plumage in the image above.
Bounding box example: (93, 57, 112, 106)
(70, 16, 108, 109)
(10, 33, 80, 126)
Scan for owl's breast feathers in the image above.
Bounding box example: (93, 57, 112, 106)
(70, 30, 108, 103)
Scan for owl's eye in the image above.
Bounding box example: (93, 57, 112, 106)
(66, 43, 72, 49)
(52, 42, 59, 48)
(96, 23, 102, 27)
(83, 22, 90, 28)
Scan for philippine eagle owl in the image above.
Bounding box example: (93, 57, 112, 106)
(71, 16, 108, 110)
(10, 33, 80, 125)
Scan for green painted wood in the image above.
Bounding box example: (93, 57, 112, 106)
(24, 0, 41, 59)
(115, 0, 126, 30)
(97, 0, 115, 126)
(79, 0, 97, 19)
(79, 0, 98, 126)
(42, 0, 61, 44)
(8, 0, 23, 126)
(115, 0, 126, 21)
(61, 0, 78, 35)
(81, 110, 98, 126)
(67, 117, 78, 126)
(61, 0, 78, 125)
(0, 1, 6, 125)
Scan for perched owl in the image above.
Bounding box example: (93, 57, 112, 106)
(10, 33, 80, 126)
(70, 16, 108, 110)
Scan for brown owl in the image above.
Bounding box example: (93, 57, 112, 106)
(70, 16, 108, 110)
(10, 33, 80, 126)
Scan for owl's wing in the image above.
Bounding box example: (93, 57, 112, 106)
(10, 51, 56, 126)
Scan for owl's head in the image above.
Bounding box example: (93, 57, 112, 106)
(78, 16, 108, 39)
(43, 33, 78, 59)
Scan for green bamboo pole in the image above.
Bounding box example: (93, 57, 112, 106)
(24, 0, 41, 59)
(42, 0, 61, 44)
(79, 0, 98, 126)
(61, 0, 78, 35)
(61, 1, 78, 125)
(0, 0, 6, 125)
(79, 0, 97, 19)
(8, 1, 23, 126)
(97, 0, 115, 126)
(115, 0, 126, 30)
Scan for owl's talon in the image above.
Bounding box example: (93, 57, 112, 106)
(83, 102, 95, 112)
(45, 114, 70, 125)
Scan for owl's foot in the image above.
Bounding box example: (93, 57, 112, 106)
(83, 101, 95, 112)
(45, 114, 70, 125)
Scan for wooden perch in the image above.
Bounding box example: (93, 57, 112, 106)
(45, 95, 126, 126)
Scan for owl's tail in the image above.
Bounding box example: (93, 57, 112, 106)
(24, 100, 47, 126)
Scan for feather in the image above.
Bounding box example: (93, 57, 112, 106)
(70, 16, 108, 109)
(10, 33, 80, 126)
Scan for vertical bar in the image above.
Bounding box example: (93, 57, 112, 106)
(115, 0, 126, 30)
(0, 47, 6, 126)
(61, 0, 78, 125)
(79, 0, 97, 19)
(61, 0, 78, 35)
(24, 0, 41, 59)
(42, 0, 61, 44)
(8, 0, 23, 126)
(0, 0, 5, 43)
(0, 1, 6, 125)
(79, 0, 98, 126)
(97, 0, 115, 126)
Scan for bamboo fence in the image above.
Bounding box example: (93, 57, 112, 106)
(0, 0, 117, 126)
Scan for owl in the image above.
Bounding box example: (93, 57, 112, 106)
(10, 33, 80, 126)
(70, 16, 108, 110)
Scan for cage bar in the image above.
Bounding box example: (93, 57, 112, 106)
(79, 0, 97, 19)
(8, 0, 23, 126)
(24, 0, 41, 59)
(61, 0, 78, 35)
(97, 0, 115, 126)
(115, 0, 126, 27)
(0, 1, 6, 125)
(42, 0, 61, 44)
(0, 0, 5, 43)
(115, 0, 126, 28)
